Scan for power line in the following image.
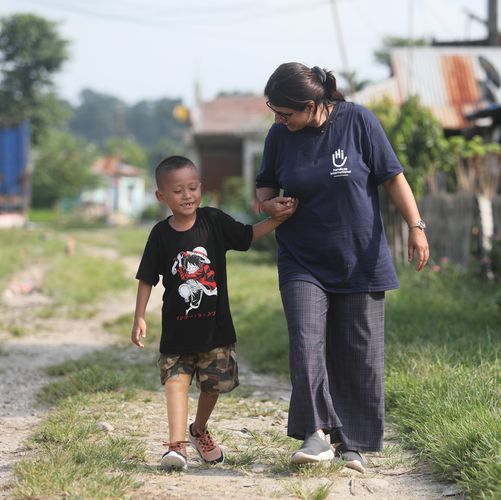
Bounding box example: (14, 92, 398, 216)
(21, 0, 333, 27)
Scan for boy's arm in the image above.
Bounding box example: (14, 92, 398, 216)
(252, 217, 282, 242)
(131, 279, 152, 348)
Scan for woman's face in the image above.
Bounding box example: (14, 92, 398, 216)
(267, 101, 315, 132)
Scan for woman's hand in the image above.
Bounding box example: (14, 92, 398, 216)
(260, 197, 297, 221)
(383, 173, 429, 271)
(408, 228, 429, 271)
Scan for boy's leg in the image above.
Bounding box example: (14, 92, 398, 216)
(192, 392, 219, 436)
(165, 373, 191, 443)
(188, 345, 238, 464)
(158, 353, 196, 470)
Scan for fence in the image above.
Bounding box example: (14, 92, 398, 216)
(381, 192, 501, 266)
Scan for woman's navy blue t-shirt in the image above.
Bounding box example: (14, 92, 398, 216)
(256, 101, 402, 293)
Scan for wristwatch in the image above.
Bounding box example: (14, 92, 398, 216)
(409, 219, 426, 230)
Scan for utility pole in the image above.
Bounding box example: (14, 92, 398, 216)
(329, 0, 354, 93)
(487, 0, 499, 45)
(433, 0, 500, 47)
(406, 0, 415, 97)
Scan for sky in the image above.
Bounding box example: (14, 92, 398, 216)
(0, 0, 491, 107)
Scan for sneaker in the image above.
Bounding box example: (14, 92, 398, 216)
(290, 430, 335, 464)
(160, 441, 188, 471)
(335, 448, 366, 473)
(329, 429, 343, 448)
(188, 423, 224, 464)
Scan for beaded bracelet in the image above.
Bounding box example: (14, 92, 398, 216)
(257, 200, 270, 217)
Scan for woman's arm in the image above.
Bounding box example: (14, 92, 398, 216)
(383, 173, 429, 271)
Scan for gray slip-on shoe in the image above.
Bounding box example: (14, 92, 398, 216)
(335, 448, 366, 473)
(290, 432, 334, 464)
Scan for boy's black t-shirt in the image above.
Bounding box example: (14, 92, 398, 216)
(136, 207, 253, 355)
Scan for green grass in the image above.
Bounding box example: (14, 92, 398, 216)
(10, 231, 500, 498)
(40, 348, 159, 405)
(383, 265, 501, 499)
(13, 393, 146, 499)
(8, 325, 29, 337)
(0, 228, 63, 287)
(42, 252, 131, 308)
(103, 308, 162, 345)
(71, 226, 151, 257)
(14, 344, 160, 497)
(28, 208, 61, 224)
(227, 252, 501, 499)
(227, 251, 289, 374)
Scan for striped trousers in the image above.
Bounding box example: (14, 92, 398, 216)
(280, 280, 385, 452)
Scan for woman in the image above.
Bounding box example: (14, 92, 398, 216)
(256, 62, 429, 472)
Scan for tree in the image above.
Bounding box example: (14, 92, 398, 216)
(31, 130, 98, 208)
(370, 96, 449, 199)
(374, 36, 429, 75)
(69, 89, 125, 147)
(104, 136, 148, 169)
(126, 98, 188, 146)
(0, 13, 69, 142)
(338, 71, 372, 95)
(148, 136, 183, 171)
(69, 91, 188, 150)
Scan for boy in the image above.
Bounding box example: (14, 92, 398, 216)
(131, 155, 297, 471)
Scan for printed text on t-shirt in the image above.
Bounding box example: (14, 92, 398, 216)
(330, 148, 351, 177)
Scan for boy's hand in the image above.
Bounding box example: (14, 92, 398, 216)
(131, 318, 147, 348)
(273, 198, 298, 222)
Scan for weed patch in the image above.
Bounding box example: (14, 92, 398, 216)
(42, 253, 130, 309)
(13, 394, 145, 499)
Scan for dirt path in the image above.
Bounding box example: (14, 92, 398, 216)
(0, 250, 462, 499)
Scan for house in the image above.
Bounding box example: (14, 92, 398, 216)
(350, 46, 501, 267)
(81, 156, 147, 222)
(187, 94, 273, 199)
(350, 46, 501, 136)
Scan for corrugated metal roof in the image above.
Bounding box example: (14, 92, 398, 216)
(349, 78, 400, 106)
(192, 95, 273, 136)
(352, 47, 501, 130)
(92, 157, 142, 177)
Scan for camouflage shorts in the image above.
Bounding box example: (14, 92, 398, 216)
(157, 344, 239, 394)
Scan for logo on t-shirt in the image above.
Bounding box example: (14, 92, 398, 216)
(171, 246, 217, 314)
(330, 148, 351, 177)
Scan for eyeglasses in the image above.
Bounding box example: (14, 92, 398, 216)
(266, 101, 294, 119)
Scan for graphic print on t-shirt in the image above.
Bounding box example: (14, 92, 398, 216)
(330, 148, 351, 178)
(171, 246, 218, 314)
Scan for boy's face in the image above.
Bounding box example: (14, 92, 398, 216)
(156, 166, 201, 217)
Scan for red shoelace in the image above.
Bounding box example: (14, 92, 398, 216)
(162, 440, 189, 455)
(193, 429, 216, 452)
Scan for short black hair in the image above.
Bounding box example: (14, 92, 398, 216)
(155, 155, 197, 188)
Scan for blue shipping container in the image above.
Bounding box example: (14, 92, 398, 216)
(0, 122, 31, 196)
